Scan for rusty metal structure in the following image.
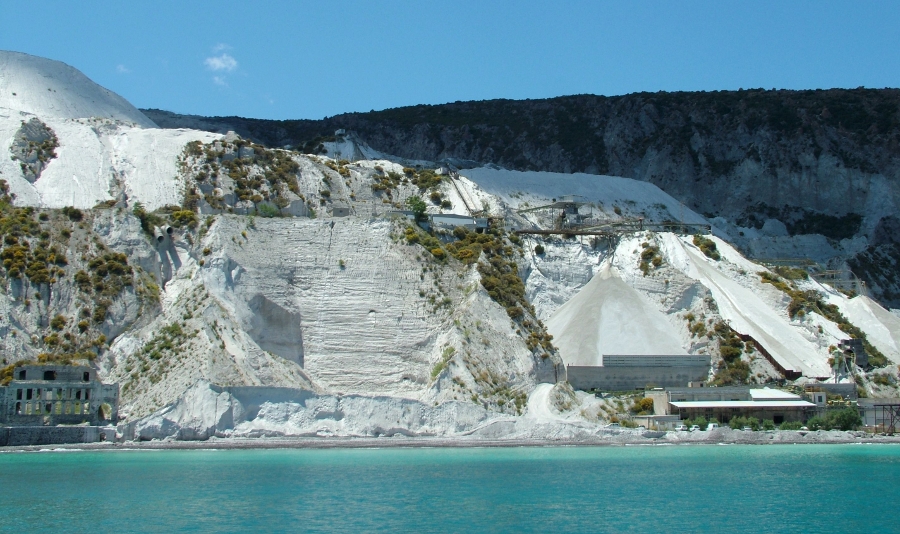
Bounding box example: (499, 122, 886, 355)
(873, 403, 900, 435)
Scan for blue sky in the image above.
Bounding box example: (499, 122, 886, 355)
(2, 1, 899, 120)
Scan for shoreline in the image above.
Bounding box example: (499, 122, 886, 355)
(4, 430, 900, 453)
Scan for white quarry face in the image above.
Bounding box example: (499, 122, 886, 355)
(4, 51, 900, 440)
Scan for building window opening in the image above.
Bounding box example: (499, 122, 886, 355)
(65, 403, 71, 415)
(45, 403, 52, 414)
(25, 403, 32, 415)
(43, 370, 57, 381)
(16, 389, 22, 400)
(18, 370, 26, 380)
(26, 389, 33, 400)
(75, 390, 82, 400)
(85, 390, 90, 401)
(83, 372, 90, 382)
(774, 415, 784, 425)
(15, 402, 22, 414)
(99, 403, 112, 421)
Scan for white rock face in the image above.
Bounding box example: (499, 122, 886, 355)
(101, 212, 559, 421)
(129, 380, 599, 441)
(118, 165, 900, 435)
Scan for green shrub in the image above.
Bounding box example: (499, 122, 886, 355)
(826, 407, 862, 430)
(693, 235, 721, 260)
(805, 408, 862, 431)
(773, 266, 809, 280)
(779, 421, 803, 430)
(720, 345, 742, 363)
(506, 306, 524, 319)
(61, 206, 83, 221)
(93, 299, 112, 324)
(632, 397, 655, 414)
(258, 204, 279, 218)
(50, 315, 66, 331)
(873, 373, 892, 386)
(534, 244, 545, 255)
(171, 210, 198, 228)
(684, 416, 709, 430)
(728, 416, 759, 430)
(806, 416, 826, 430)
(715, 361, 750, 384)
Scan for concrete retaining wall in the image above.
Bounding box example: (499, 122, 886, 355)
(0, 426, 101, 447)
(567, 365, 709, 391)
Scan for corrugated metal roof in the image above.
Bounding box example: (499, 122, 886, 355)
(670, 400, 815, 408)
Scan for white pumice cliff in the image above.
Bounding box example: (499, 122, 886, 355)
(2, 51, 900, 440)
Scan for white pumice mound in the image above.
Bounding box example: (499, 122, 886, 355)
(547, 263, 686, 365)
(460, 167, 708, 226)
(0, 51, 156, 127)
(0, 50, 220, 210)
(0, 117, 220, 210)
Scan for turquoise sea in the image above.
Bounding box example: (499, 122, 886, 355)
(1, 444, 898, 532)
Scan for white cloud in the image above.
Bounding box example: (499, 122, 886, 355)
(116, 64, 130, 74)
(213, 76, 228, 86)
(212, 43, 231, 53)
(205, 53, 238, 72)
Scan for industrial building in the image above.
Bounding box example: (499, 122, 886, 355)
(645, 386, 815, 425)
(566, 354, 710, 391)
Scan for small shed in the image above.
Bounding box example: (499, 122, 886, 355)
(332, 204, 350, 217)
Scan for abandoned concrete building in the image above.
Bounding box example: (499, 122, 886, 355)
(0, 365, 119, 426)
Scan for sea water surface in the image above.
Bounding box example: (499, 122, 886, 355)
(1, 444, 898, 532)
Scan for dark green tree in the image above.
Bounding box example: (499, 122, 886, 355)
(406, 195, 427, 222)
